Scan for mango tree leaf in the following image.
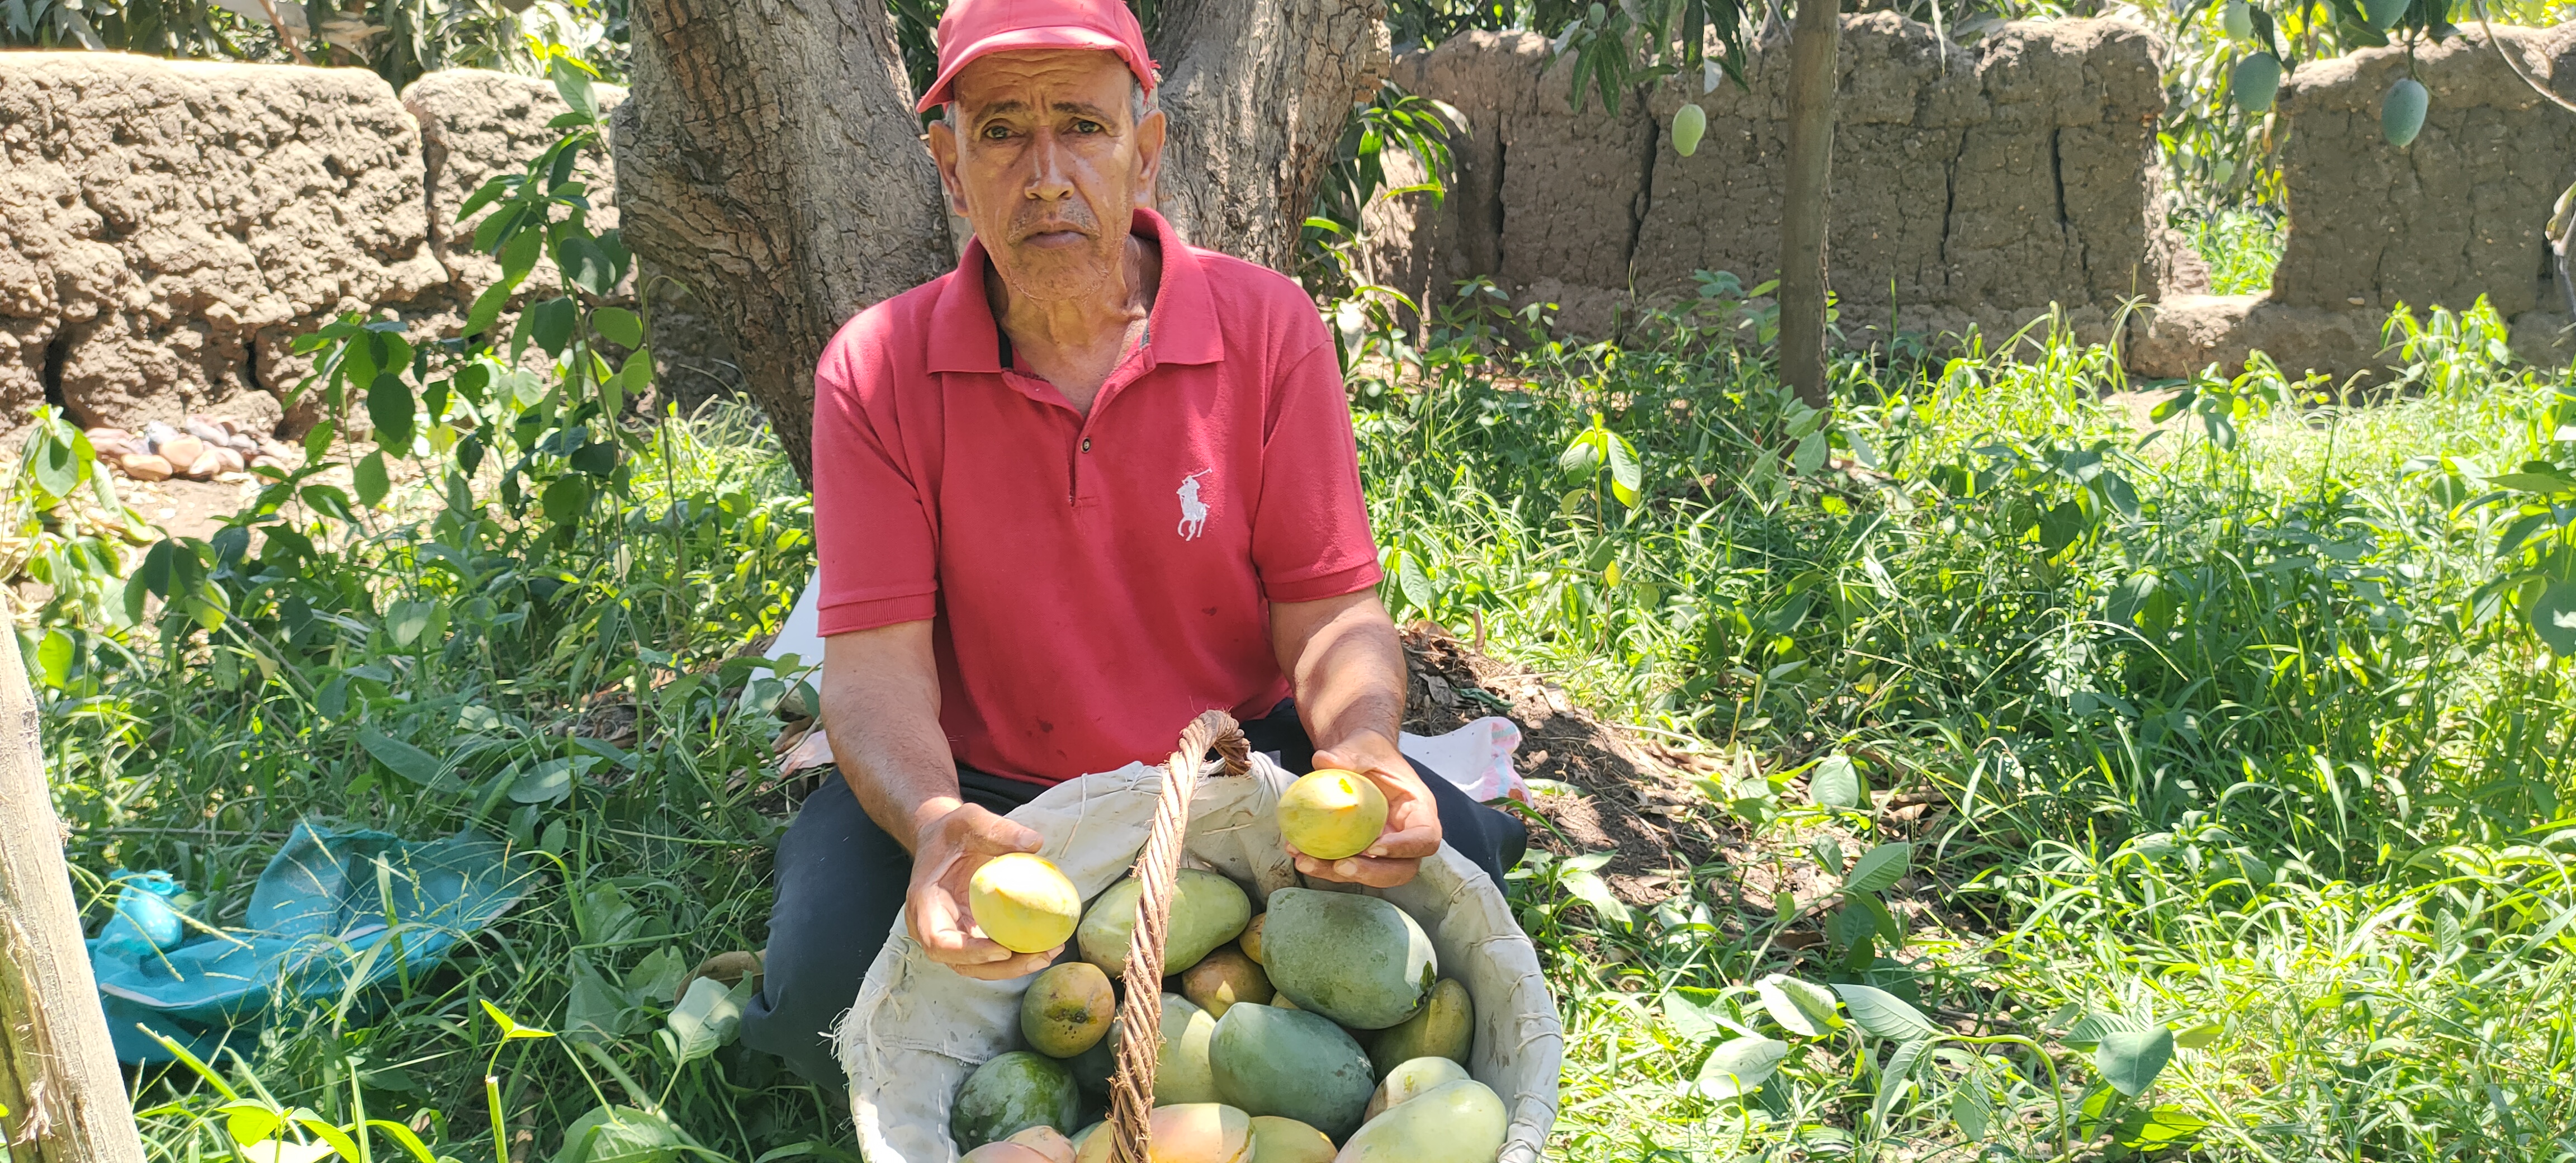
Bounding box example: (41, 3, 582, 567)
(1693, 1035, 1787, 1099)
(2096, 1026, 2175, 1097)
(354, 728, 462, 794)
(1832, 982, 1939, 1041)
(1755, 974, 1841, 1037)
(1841, 842, 1912, 893)
(2172, 1022, 2222, 1050)
(1810, 754, 1864, 809)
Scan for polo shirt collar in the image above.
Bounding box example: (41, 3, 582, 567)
(925, 207, 1221, 374)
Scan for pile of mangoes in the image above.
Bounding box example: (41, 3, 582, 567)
(949, 773, 1509, 1163)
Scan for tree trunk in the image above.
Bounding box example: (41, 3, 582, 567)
(1150, 0, 1392, 271)
(1778, 0, 1839, 409)
(614, 0, 953, 488)
(0, 640, 145, 1163)
(617, 0, 1389, 486)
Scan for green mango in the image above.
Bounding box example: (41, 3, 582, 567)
(1366, 1057, 1471, 1122)
(1078, 869, 1251, 978)
(2220, 0, 2252, 39)
(1335, 1079, 1507, 1163)
(2232, 53, 2281, 115)
(2383, 77, 2427, 148)
(1670, 103, 1707, 158)
(951, 1051, 1081, 1149)
(1156, 992, 1223, 1106)
(1257, 888, 1437, 1030)
(1368, 978, 1472, 1077)
(1208, 1003, 1375, 1140)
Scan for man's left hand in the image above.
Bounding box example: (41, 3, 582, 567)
(1298, 737, 1441, 887)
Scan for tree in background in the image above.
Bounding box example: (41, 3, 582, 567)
(613, 0, 1393, 485)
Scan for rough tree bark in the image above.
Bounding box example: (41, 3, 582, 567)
(1778, 0, 1839, 408)
(0, 639, 146, 1163)
(617, 0, 1390, 485)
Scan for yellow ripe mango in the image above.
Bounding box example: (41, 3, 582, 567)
(970, 853, 1082, 954)
(1332, 1080, 1504, 1163)
(1245, 1115, 1336, 1163)
(1148, 1103, 1252, 1163)
(1277, 770, 1388, 862)
(1021, 962, 1115, 1058)
(1181, 947, 1273, 1018)
(1366, 979, 1472, 1077)
(1363, 1057, 1469, 1122)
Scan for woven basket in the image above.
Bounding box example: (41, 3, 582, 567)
(839, 711, 1561, 1162)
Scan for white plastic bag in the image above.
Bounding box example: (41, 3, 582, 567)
(836, 751, 1561, 1162)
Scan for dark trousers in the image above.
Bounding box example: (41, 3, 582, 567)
(738, 702, 1529, 1089)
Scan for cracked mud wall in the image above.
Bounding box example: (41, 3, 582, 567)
(2132, 25, 2576, 381)
(1, 56, 738, 441)
(1, 54, 446, 436)
(1380, 15, 2183, 344)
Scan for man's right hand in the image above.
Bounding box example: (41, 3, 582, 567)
(906, 801, 1062, 980)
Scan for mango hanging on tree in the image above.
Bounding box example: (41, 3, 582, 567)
(2233, 53, 2283, 114)
(2383, 76, 2428, 148)
(1670, 102, 1707, 158)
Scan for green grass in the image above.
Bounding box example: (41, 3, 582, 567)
(17, 282, 2576, 1161)
(2179, 208, 2285, 296)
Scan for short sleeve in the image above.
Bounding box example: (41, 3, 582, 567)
(811, 326, 940, 635)
(1250, 341, 1384, 602)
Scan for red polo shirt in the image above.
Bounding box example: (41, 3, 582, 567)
(809, 210, 1383, 785)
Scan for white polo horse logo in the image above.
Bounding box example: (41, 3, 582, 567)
(1176, 470, 1212, 540)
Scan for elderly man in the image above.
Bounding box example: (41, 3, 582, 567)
(735, 0, 1527, 1088)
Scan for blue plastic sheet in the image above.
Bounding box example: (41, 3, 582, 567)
(89, 822, 541, 1063)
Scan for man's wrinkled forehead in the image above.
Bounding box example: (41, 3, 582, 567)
(948, 48, 1135, 117)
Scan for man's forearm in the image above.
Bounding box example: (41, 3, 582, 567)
(1275, 592, 1407, 757)
(821, 621, 962, 852)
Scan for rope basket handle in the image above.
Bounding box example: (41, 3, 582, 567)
(1105, 709, 1254, 1163)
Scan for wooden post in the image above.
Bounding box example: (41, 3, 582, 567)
(0, 635, 145, 1163)
(1778, 0, 1840, 409)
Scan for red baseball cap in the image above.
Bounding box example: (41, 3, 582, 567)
(914, 0, 1159, 114)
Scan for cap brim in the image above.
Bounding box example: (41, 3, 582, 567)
(914, 26, 1150, 112)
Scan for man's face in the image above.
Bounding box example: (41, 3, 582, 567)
(929, 49, 1166, 305)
